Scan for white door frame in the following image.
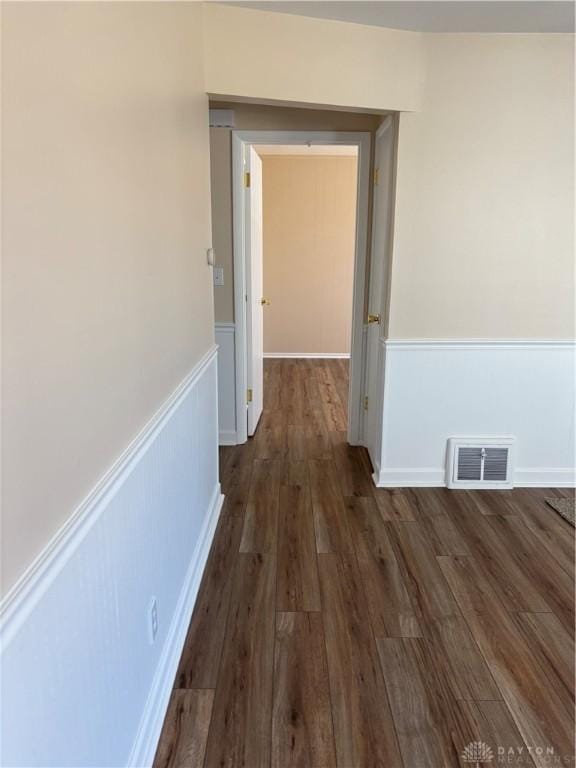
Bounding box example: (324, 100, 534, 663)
(232, 130, 372, 445)
(365, 116, 396, 479)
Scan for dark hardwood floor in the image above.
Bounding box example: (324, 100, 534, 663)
(154, 358, 575, 768)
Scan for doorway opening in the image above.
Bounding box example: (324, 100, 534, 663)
(256, 144, 358, 360)
(233, 130, 370, 445)
(254, 145, 358, 368)
(249, 142, 359, 433)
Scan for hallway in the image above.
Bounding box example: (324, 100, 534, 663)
(154, 359, 575, 768)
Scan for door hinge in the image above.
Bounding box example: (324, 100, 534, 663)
(374, 167, 379, 186)
(367, 313, 381, 325)
(363, 395, 369, 411)
(247, 388, 253, 403)
(244, 171, 251, 188)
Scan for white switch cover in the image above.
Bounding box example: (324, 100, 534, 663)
(213, 266, 224, 286)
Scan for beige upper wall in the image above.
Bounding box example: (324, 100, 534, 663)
(209, 15, 574, 339)
(211, 103, 381, 323)
(390, 33, 575, 338)
(203, 4, 424, 113)
(262, 156, 357, 354)
(1, 2, 214, 592)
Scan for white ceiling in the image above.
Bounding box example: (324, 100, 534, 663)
(218, 1, 574, 33)
(254, 144, 358, 157)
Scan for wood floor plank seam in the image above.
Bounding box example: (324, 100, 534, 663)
(360, 548, 408, 768)
(386, 521, 502, 703)
(269, 460, 281, 768)
(318, 563, 341, 768)
(310, 477, 341, 768)
(510, 611, 575, 716)
(431, 553, 505, 703)
(174, 498, 248, 689)
(318, 551, 404, 767)
(437, 553, 574, 767)
(198, 544, 240, 768)
(432, 558, 537, 763)
(196, 487, 251, 768)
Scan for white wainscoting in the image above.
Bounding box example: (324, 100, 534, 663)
(0, 346, 223, 768)
(375, 339, 576, 488)
(215, 322, 237, 445)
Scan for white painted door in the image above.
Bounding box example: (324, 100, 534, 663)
(246, 146, 264, 436)
(365, 119, 394, 471)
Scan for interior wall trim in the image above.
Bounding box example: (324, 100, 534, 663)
(384, 338, 576, 351)
(374, 467, 576, 488)
(214, 322, 235, 333)
(215, 323, 238, 445)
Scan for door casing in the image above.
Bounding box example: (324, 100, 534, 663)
(231, 129, 372, 446)
(246, 146, 264, 435)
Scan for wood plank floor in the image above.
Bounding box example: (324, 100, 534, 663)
(154, 358, 575, 768)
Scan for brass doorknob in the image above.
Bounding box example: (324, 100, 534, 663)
(260, 298, 271, 306)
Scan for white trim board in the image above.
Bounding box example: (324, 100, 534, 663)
(1, 347, 223, 767)
(215, 323, 238, 445)
(218, 430, 239, 446)
(384, 338, 576, 351)
(214, 322, 235, 334)
(374, 468, 576, 488)
(263, 352, 350, 359)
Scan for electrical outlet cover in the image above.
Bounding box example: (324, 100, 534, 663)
(148, 597, 158, 644)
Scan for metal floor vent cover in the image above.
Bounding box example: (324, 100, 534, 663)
(447, 437, 515, 489)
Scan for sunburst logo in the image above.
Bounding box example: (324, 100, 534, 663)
(461, 741, 494, 766)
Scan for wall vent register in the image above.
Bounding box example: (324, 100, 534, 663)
(447, 436, 515, 489)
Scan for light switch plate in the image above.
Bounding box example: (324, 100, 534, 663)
(213, 266, 224, 286)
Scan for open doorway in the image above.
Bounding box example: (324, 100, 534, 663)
(256, 144, 358, 361)
(248, 142, 359, 440)
(232, 130, 372, 448)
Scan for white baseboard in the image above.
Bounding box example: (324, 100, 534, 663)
(263, 352, 350, 359)
(128, 486, 224, 768)
(219, 429, 238, 446)
(373, 467, 575, 489)
(514, 468, 576, 488)
(0, 346, 221, 768)
(374, 468, 445, 488)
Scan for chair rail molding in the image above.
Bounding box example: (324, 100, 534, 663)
(384, 338, 576, 351)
